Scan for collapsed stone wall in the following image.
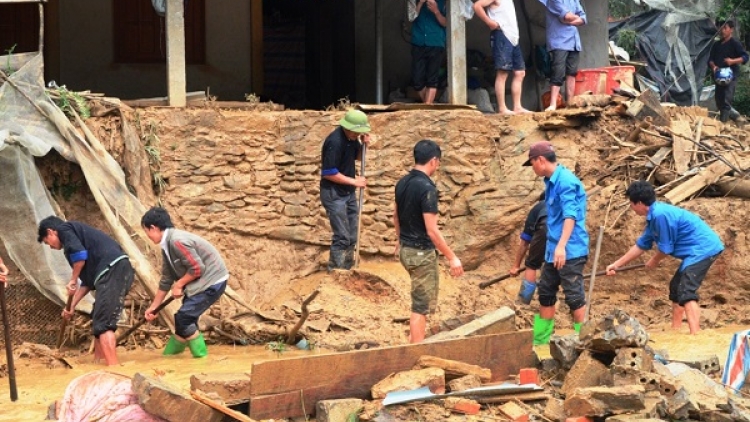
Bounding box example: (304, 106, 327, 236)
(91, 108, 750, 310)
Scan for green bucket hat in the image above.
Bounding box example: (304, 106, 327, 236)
(339, 109, 371, 133)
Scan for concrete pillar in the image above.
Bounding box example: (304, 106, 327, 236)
(166, 0, 187, 107)
(578, 0, 608, 68)
(446, 0, 466, 104)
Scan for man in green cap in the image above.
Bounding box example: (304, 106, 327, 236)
(320, 109, 371, 271)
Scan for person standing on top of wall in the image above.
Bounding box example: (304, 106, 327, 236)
(474, 0, 531, 115)
(708, 19, 749, 123)
(408, 0, 447, 104)
(320, 109, 371, 271)
(542, 0, 586, 111)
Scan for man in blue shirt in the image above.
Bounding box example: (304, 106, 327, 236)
(408, 0, 447, 104)
(541, 0, 586, 111)
(606, 181, 724, 334)
(523, 141, 588, 345)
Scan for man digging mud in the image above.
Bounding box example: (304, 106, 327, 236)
(394, 139, 463, 343)
(37, 216, 134, 366)
(141, 207, 228, 358)
(605, 181, 724, 334)
(320, 109, 371, 271)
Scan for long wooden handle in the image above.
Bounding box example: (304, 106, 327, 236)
(0, 284, 18, 401)
(479, 268, 526, 289)
(56, 294, 75, 349)
(116, 296, 175, 345)
(354, 143, 367, 268)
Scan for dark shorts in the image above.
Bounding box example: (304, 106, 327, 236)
(538, 255, 587, 311)
(412, 45, 445, 91)
(399, 246, 439, 315)
(549, 50, 580, 86)
(525, 224, 547, 270)
(92, 258, 134, 337)
(669, 253, 720, 306)
(175, 280, 227, 338)
(491, 30, 525, 72)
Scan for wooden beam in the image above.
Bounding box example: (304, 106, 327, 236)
(248, 331, 534, 419)
(166, 0, 187, 107)
(665, 152, 750, 204)
(671, 119, 692, 175)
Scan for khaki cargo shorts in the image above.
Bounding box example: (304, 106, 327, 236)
(399, 246, 439, 315)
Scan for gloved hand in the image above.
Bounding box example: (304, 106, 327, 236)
(517, 279, 537, 305)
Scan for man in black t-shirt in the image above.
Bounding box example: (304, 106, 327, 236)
(394, 139, 463, 343)
(37, 216, 134, 366)
(320, 109, 372, 271)
(509, 192, 547, 304)
(708, 20, 749, 123)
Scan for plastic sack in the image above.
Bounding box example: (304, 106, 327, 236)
(58, 370, 166, 422)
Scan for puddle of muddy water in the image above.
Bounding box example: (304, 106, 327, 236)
(0, 326, 746, 421)
(0, 344, 316, 421)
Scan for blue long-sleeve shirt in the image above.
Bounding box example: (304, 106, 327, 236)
(542, 0, 586, 51)
(544, 165, 589, 262)
(636, 202, 724, 270)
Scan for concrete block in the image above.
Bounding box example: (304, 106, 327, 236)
(371, 367, 445, 399)
(447, 374, 481, 392)
(498, 401, 528, 421)
(189, 372, 252, 404)
(543, 397, 566, 422)
(670, 355, 721, 375)
(132, 373, 223, 422)
(316, 398, 363, 422)
(562, 350, 613, 397)
(613, 348, 653, 372)
(564, 385, 646, 418)
(611, 366, 659, 392)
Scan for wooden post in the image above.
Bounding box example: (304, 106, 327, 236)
(166, 0, 187, 107)
(446, 0, 466, 105)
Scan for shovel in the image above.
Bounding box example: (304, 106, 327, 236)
(116, 296, 175, 345)
(0, 283, 17, 401)
(354, 141, 367, 268)
(479, 263, 646, 290)
(56, 293, 75, 349)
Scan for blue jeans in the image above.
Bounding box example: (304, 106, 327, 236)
(174, 281, 227, 338)
(320, 186, 359, 251)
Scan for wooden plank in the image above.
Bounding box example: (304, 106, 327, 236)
(123, 91, 205, 107)
(665, 152, 750, 204)
(671, 120, 693, 174)
(190, 390, 258, 422)
(248, 331, 533, 419)
(646, 147, 672, 169)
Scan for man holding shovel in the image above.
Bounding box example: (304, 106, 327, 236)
(523, 141, 588, 345)
(605, 181, 724, 334)
(37, 216, 134, 366)
(394, 139, 463, 343)
(320, 109, 371, 271)
(141, 207, 228, 358)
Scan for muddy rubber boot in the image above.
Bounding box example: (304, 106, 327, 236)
(163, 335, 187, 355)
(729, 108, 741, 121)
(533, 314, 555, 346)
(327, 250, 346, 272)
(517, 279, 537, 305)
(187, 333, 208, 358)
(573, 322, 582, 333)
(343, 246, 355, 270)
(720, 109, 729, 123)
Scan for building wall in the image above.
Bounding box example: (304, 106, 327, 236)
(354, 0, 608, 110)
(56, 0, 252, 101)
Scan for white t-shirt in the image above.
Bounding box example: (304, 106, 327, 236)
(487, 0, 520, 46)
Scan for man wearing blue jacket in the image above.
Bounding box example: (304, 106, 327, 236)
(606, 181, 724, 335)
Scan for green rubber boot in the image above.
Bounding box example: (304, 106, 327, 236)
(533, 314, 555, 346)
(163, 335, 187, 355)
(187, 332, 208, 358)
(574, 322, 582, 333)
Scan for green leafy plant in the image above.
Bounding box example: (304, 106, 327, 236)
(266, 338, 287, 357)
(4, 44, 16, 75)
(51, 86, 91, 120)
(140, 120, 167, 196)
(616, 29, 639, 60)
(732, 65, 750, 116)
(50, 178, 82, 201)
